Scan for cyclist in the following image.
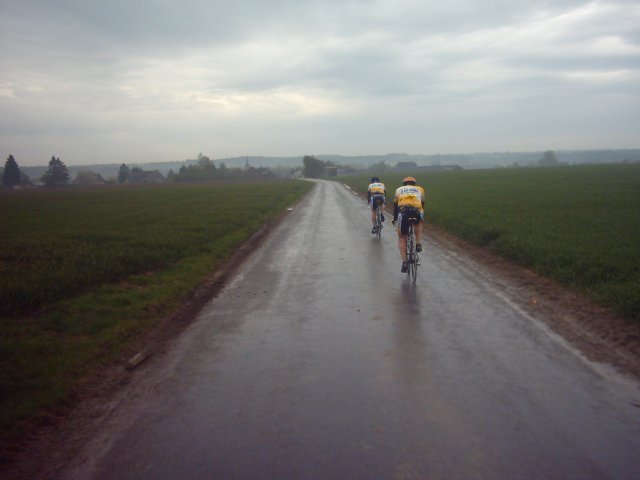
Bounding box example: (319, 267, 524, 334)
(367, 176, 386, 234)
(392, 176, 425, 272)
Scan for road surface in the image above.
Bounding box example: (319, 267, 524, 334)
(64, 180, 640, 479)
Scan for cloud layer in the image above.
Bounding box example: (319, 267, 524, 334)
(1, 0, 639, 165)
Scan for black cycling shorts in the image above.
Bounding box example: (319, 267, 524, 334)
(371, 194, 385, 209)
(398, 207, 423, 235)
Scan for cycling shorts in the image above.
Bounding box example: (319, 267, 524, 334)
(397, 207, 423, 235)
(371, 193, 385, 210)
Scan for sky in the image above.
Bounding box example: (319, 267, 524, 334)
(1, 0, 639, 166)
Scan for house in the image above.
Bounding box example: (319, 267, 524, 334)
(395, 161, 418, 170)
(419, 164, 463, 171)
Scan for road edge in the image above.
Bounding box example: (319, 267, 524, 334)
(0, 185, 315, 480)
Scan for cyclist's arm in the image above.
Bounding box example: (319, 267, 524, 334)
(367, 189, 371, 204)
(393, 201, 399, 222)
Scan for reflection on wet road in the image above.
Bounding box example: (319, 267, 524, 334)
(65, 180, 640, 479)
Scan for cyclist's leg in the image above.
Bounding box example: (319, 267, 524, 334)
(400, 231, 409, 272)
(413, 211, 423, 250)
(414, 220, 421, 250)
(398, 233, 408, 261)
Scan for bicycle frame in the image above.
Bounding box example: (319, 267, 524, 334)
(406, 220, 419, 281)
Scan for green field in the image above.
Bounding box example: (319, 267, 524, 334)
(349, 164, 640, 321)
(0, 179, 311, 447)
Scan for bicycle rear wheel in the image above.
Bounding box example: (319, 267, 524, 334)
(410, 254, 418, 282)
(407, 223, 418, 282)
(375, 206, 382, 239)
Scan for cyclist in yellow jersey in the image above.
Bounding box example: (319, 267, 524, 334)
(392, 176, 425, 272)
(367, 176, 386, 233)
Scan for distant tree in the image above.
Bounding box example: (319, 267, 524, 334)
(173, 153, 220, 182)
(369, 160, 388, 173)
(73, 171, 105, 185)
(303, 155, 325, 178)
(538, 150, 559, 167)
(166, 169, 176, 181)
(118, 163, 130, 183)
(3, 154, 21, 187)
(41, 156, 69, 186)
(127, 168, 165, 184)
(198, 153, 216, 170)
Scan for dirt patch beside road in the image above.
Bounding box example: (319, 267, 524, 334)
(424, 222, 640, 380)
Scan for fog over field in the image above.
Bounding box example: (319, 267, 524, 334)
(1, 0, 639, 166)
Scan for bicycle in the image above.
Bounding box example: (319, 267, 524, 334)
(406, 218, 420, 282)
(373, 202, 383, 239)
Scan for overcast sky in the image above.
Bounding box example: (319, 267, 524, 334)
(1, 0, 639, 166)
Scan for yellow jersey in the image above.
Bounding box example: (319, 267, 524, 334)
(394, 185, 425, 212)
(367, 182, 386, 195)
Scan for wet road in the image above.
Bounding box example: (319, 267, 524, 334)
(65, 180, 640, 479)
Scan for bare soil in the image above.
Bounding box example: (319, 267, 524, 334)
(3, 195, 640, 480)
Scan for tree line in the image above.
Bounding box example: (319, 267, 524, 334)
(2, 155, 70, 187)
(2, 153, 277, 188)
(173, 153, 275, 182)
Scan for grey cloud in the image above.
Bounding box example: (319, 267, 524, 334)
(1, 0, 639, 165)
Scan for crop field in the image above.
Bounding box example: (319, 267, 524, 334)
(347, 164, 640, 322)
(0, 179, 311, 446)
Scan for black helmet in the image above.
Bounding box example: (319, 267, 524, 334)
(370, 177, 380, 183)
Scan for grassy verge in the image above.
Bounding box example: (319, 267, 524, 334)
(0, 180, 311, 448)
(345, 165, 640, 322)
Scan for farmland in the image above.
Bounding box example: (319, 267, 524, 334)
(348, 164, 640, 322)
(0, 180, 311, 446)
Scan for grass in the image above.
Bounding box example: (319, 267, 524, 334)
(346, 164, 640, 322)
(0, 180, 312, 448)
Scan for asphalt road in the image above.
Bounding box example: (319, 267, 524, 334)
(64, 180, 640, 480)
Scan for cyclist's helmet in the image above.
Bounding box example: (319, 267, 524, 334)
(370, 177, 380, 183)
(402, 176, 417, 185)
